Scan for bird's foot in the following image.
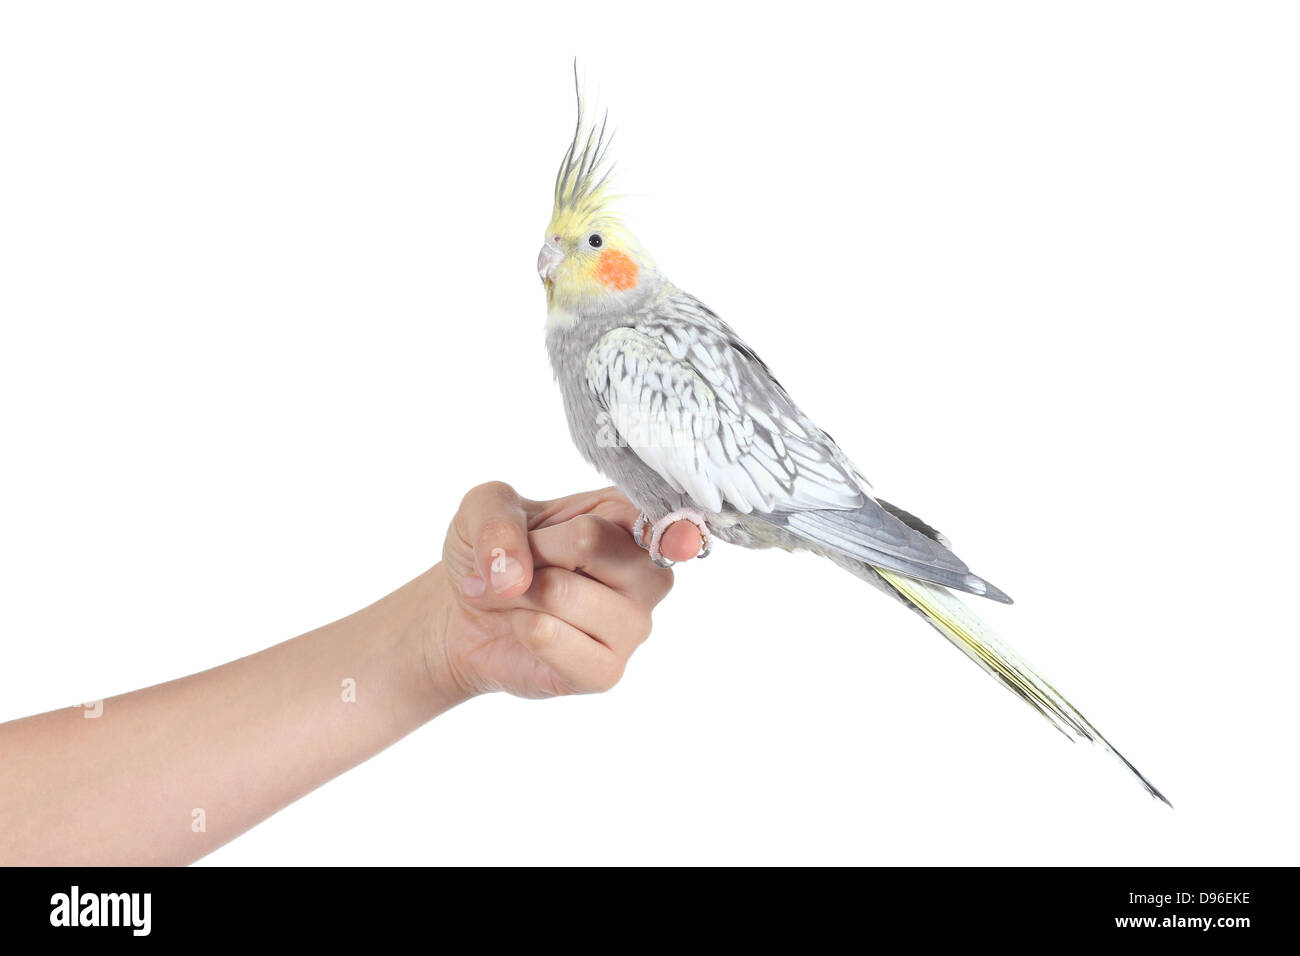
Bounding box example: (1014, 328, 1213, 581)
(632, 512, 651, 550)
(646, 508, 713, 568)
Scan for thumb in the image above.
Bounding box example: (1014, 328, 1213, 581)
(454, 481, 535, 600)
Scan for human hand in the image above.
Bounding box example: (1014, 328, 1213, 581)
(427, 482, 703, 699)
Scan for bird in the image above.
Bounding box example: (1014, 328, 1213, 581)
(536, 71, 1170, 806)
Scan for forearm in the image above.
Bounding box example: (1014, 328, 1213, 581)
(0, 564, 466, 865)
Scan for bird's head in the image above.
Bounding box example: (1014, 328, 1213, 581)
(538, 76, 656, 317)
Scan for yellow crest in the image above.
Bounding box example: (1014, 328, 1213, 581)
(548, 65, 618, 237)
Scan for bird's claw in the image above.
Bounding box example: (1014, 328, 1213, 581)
(633, 512, 651, 550)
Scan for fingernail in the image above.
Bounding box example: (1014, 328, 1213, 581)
(462, 575, 486, 598)
(490, 555, 525, 594)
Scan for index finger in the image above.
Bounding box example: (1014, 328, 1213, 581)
(588, 500, 704, 564)
(537, 491, 705, 565)
(528, 514, 674, 608)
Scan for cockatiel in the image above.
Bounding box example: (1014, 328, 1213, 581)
(537, 75, 1169, 806)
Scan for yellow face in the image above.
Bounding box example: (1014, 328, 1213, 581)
(543, 77, 653, 313)
(538, 211, 642, 311)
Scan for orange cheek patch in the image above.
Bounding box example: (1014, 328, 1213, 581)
(595, 249, 638, 290)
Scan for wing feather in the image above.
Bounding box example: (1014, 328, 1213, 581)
(585, 293, 1009, 601)
(587, 325, 858, 515)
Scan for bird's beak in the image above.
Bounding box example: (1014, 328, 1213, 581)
(537, 237, 564, 285)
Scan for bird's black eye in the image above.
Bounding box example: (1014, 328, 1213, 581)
(588, 233, 603, 248)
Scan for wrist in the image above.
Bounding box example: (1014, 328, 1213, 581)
(416, 563, 480, 711)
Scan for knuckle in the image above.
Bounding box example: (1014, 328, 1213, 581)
(571, 514, 607, 557)
(641, 566, 674, 607)
(462, 480, 513, 509)
(633, 609, 654, 645)
(592, 659, 625, 693)
(652, 566, 675, 600)
(536, 568, 569, 608)
(528, 612, 559, 648)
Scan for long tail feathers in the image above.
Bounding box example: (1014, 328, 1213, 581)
(877, 569, 1171, 807)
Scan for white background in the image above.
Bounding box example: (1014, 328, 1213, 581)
(1, 2, 1296, 865)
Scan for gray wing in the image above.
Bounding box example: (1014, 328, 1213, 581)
(878, 499, 951, 548)
(585, 326, 861, 514)
(587, 293, 1009, 602)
